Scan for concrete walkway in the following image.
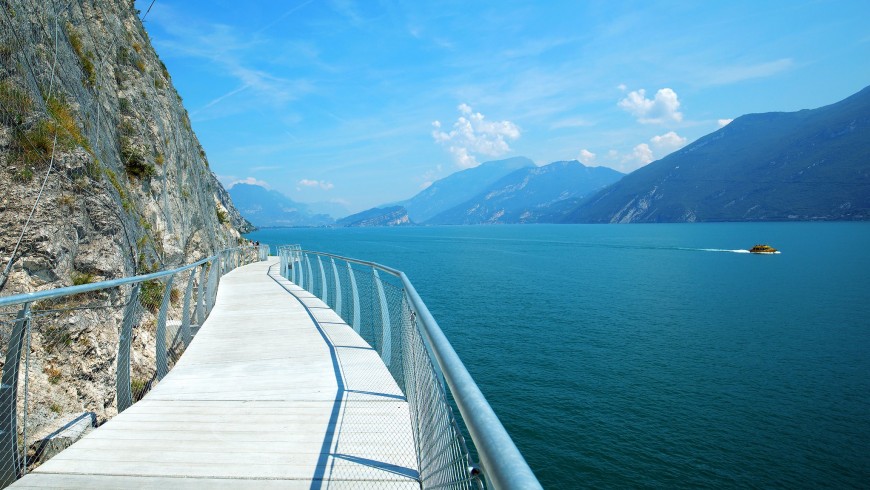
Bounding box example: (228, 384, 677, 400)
(14, 258, 419, 488)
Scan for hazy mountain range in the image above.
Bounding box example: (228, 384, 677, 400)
(229, 85, 869, 228)
(398, 157, 535, 222)
(427, 160, 623, 224)
(228, 183, 335, 227)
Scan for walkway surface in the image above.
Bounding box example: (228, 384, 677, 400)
(14, 258, 419, 488)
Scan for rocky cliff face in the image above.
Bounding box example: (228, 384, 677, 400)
(0, 0, 250, 294)
(336, 205, 413, 227)
(0, 0, 252, 459)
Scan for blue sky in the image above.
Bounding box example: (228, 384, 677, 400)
(138, 0, 870, 213)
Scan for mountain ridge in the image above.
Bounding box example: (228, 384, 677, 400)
(565, 85, 870, 223)
(427, 160, 623, 224)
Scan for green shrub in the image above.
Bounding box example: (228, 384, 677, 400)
(216, 206, 229, 225)
(158, 60, 170, 79)
(0, 79, 32, 122)
(45, 366, 62, 384)
(66, 23, 96, 86)
(139, 280, 164, 313)
(131, 378, 149, 401)
(13, 165, 34, 182)
(119, 97, 132, 115)
(46, 94, 87, 149)
(120, 136, 154, 179)
(72, 271, 94, 285)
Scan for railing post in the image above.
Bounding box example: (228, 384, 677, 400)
(331, 258, 342, 315)
(294, 249, 301, 285)
(195, 264, 207, 326)
(347, 262, 360, 333)
(0, 303, 30, 486)
(296, 252, 303, 287)
(181, 268, 196, 347)
(116, 284, 140, 413)
(373, 268, 392, 366)
(155, 275, 175, 381)
(205, 257, 219, 316)
(317, 256, 328, 304)
(305, 255, 314, 293)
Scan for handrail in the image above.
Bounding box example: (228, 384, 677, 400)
(298, 249, 541, 489)
(0, 245, 261, 308)
(0, 256, 212, 308)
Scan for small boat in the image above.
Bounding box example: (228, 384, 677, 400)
(749, 244, 778, 254)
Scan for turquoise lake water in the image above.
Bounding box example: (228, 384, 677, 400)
(246, 223, 870, 488)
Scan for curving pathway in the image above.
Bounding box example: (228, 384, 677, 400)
(13, 258, 419, 488)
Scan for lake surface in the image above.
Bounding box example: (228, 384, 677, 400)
(246, 223, 870, 488)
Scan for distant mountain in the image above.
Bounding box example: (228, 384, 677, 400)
(306, 201, 351, 220)
(228, 183, 333, 227)
(400, 157, 535, 222)
(427, 160, 623, 224)
(336, 206, 412, 227)
(566, 85, 870, 223)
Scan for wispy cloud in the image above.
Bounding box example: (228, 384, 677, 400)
(250, 165, 284, 172)
(149, 5, 314, 118)
(298, 179, 335, 190)
(550, 117, 595, 130)
(700, 58, 794, 86)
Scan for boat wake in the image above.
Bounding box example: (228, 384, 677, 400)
(688, 248, 781, 254)
(675, 248, 752, 254)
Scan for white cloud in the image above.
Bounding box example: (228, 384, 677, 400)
(298, 179, 334, 190)
(718, 118, 733, 127)
(618, 88, 683, 124)
(229, 177, 271, 189)
(650, 131, 687, 152)
(432, 103, 521, 168)
(627, 143, 654, 165)
(617, 83, 627, 91)
(586, 130, 688, 173)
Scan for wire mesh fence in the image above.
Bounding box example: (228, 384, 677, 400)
(279, 245, 511, 489)
(0, 245, 264, 486)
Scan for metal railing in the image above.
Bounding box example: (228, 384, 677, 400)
(278, 245, 541, 490)
(0, 244, 268, 487)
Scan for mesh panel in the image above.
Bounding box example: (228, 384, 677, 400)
(293, 252, 484, 489)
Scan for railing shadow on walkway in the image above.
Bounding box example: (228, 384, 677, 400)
(268, 263, 420, 488)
